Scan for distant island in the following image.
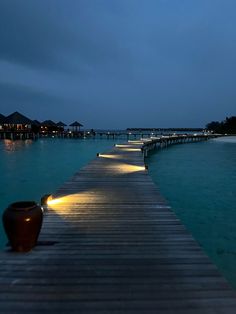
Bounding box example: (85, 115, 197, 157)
(206, 116, 236, 134)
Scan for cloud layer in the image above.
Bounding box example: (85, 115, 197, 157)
(0, 0, 235, 128)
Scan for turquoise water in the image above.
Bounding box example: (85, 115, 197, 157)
(147, 137, 236, 288)
(0, 138, 119, 247)
(1, 137, 236, 289)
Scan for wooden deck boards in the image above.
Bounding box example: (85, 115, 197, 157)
(0, 140, 236, 313)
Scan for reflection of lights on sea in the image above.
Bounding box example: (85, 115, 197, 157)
(3, 139, 33, 152)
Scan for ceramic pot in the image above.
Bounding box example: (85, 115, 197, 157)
(2, 201, 43, 252)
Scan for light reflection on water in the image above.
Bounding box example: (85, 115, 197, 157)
(3, 139, 33, 152)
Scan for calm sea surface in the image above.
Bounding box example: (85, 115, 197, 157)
(0, 136, 236, 288)
(147, 136, 236, 288)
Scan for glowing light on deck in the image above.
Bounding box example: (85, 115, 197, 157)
(115, 144, 138, 148)
(47, 198, 63, 206)
(46, 163, 146, 217)
(99, 154, 120, 159)
(120, 164, 145, 173)
(46, 191, 113, 215)
(107, 163, 145, 173)
(114, 145, 142, 152)
(115, 144, 132, 148)
(122, 148, 141, 152)
(128, 141, 144, 145)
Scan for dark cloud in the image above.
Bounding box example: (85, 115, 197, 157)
(0, 81, 69, 120)
(0, 0, 133, 71)
(0, 0, 236, 128)
(0, 1, 62, 69)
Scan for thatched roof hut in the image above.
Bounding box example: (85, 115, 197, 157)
(69, 121, 83, 131)
(32, 120, 41, 126)
(41, 120, 57, 127)
(4, 111, 33, 130)
(57, 121, 67, 127)
(5, 111, 32, 125)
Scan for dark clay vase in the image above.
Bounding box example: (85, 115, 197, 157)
(2, 201, 43, 252)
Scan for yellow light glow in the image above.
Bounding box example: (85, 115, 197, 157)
(104, 163, 145, 174)
(46, 164, 146, 216)
(47, 198, 63, 206)
(123, 148, 141, 152)
(46, 192, 113, 215)
(119, 164, 145, 172)
(115, 144, 133, 148)
(128, 141, 144, 145)
(99, 154, 120, 159)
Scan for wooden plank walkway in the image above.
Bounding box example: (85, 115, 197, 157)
(1, 139, 236, 313)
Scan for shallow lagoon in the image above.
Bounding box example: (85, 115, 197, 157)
(147, 137, 236, 288)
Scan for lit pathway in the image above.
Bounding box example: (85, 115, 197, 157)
(0, 139, 236, 313)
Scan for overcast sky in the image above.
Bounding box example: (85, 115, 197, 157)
(0, 0, 235, 129)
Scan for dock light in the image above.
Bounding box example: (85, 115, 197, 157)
(41, 194, 52, 210)
(99, 154, 119, 159)
(97, 153, 100, 157)
(145, 164, 148, 170)
(47, 198, 62, 206)
(124, 148, 141, 152)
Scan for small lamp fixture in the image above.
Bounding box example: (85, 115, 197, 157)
(145, 164, 148, 170)
(97, 153, 100, 157)
(41, 194, 52, 210)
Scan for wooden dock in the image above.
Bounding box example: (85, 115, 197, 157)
(1, 136, 236, 313)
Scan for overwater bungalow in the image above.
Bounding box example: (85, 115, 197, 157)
(0, 111, 34, 140)
(41, 120, 58, 133)
(4, 111, 33, 131)
(69, 121, 83, 132)
(0, 112, 87, 140)
(57, 121, 67, 132)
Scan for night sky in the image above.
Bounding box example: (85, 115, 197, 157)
(0, 0, 235, 129)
